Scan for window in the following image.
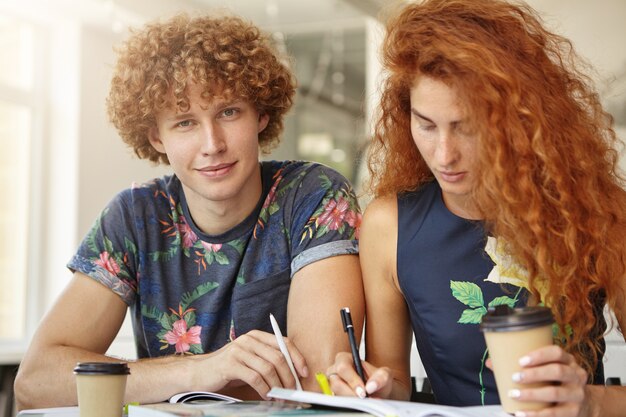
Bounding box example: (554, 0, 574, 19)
(0, 17, 37, 342)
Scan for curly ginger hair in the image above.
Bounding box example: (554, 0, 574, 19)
(107, 12, 295, 164)
(370, 0, 626, 377)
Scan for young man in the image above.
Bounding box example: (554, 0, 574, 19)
(15, 13, 364, 409)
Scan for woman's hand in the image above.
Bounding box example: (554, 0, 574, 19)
(503, 345, 589, 417)
(326, 352, 394, 399)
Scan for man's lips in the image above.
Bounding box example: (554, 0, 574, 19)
(197, 162, 236, 177)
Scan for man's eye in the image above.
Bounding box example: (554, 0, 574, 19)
(222, 108, 239, 117)
(177, 120, 192, 128)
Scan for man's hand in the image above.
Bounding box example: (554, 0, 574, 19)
(196, 330, 308, 399)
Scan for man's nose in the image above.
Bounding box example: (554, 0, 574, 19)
(200, 124, 226, 155)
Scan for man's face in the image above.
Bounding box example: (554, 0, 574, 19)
(149, 83, 269, 214)
(410, 75, 479, 218)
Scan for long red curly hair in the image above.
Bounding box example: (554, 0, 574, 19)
(369, 0, 626, 377)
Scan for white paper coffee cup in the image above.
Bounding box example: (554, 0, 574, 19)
(74, 362, 130, 417)
(480, 305, 554, 413)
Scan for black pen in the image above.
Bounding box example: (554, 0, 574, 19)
(340, 307, 367, 385)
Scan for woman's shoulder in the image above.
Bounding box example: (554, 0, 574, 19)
(361, 195, 398, 234)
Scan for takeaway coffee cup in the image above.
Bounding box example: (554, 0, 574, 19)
(74, 362, 130, 417)
(480, 305, 554, 413)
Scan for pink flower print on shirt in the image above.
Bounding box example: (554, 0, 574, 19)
(345, 210, 362, 239)
(94, 251, 121, 275)
(229, 320, 236, 342)
(176, 216, 198, 248)
(164, 319, 202, 353)
(263, 181, 280, 209)
(318, 197, 350, 230)
(201, 242, 223, 253)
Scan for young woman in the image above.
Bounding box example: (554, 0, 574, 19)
(327, 1, 626, 416)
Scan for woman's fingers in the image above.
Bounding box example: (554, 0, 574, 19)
(363, 365, 393, 397)
(509, 345, 588, 417)
(326, 352, 394, 399)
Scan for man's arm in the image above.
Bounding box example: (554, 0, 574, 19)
(286, 253, 364, 392)
(15, 272, 309, 409)
(14, 272, 201, 409)
(15, 273, 126, 409)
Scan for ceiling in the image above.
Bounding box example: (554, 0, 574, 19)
(98, 0, 389, 33)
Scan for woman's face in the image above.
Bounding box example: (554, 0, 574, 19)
(410, 75, 480, 219)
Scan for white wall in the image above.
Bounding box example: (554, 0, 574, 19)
(76, 25, 171, 359)
(77, 26, 171, 244)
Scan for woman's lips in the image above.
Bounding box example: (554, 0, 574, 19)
(439, 171, 466, 182)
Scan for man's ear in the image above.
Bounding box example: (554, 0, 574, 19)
(258, 113, 270, 134)
(148, 126, 166, 154)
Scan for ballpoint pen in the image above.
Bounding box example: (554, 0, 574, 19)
(340, 307, 367, 384)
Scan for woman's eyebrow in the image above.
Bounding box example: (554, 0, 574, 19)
(410, 108, 434, 123)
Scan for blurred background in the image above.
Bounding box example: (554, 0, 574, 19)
(0, 0, 625, 413)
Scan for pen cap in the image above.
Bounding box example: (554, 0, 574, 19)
(340, 307, 353, 331)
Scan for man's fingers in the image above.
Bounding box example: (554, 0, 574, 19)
(248, 330, 308, 378)
(235, 332, 297, 389)
(281, 336, 308, 377)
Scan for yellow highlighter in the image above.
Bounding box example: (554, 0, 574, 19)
(315, 372, 334, 396)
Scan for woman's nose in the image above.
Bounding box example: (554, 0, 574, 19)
(435, 133, 460, 168)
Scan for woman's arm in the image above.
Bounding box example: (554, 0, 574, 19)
(582, 274, 626, 417)
(327, 197, 414, 400)
(512, 274, 626, 417)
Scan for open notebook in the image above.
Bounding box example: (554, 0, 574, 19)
(267, 388, 508, 417)
(168, 391, 241, 404)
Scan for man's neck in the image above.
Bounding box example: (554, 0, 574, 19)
(182, 169, 263, 236)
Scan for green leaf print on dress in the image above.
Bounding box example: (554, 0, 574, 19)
(450, 237, 525, 405)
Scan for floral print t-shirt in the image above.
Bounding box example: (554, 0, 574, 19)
(68, 160, 361, 358)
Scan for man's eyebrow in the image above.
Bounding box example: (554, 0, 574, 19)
(165, 112, 194, 122)
(410, 108, 434, 123)
(196, 98, 244, 112)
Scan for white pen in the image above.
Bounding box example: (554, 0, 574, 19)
(269, 313, 303, 391)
